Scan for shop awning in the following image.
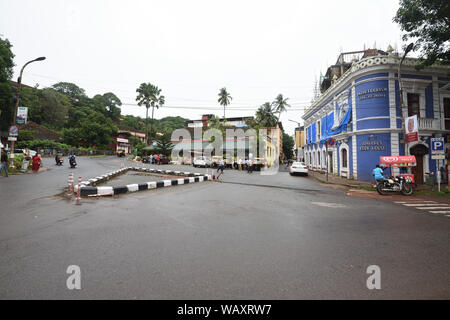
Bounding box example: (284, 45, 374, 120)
(379, 155, 417, 167)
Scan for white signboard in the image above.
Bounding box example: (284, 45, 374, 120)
(17, 107, 28, 124)
(431, 154, 445, 160)
(405, 115, 418, 143)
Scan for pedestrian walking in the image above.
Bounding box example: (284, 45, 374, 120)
(216, 158, 225, 180)
(238, 158, 242, 171)
(1, 149, 9, 177)
(32, 154, 40, 173)
(157, 154, 161, 165)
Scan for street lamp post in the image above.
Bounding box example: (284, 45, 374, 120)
(398, 43, 414, 158)
(10, 57, 46, 157)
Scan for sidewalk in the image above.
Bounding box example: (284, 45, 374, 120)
(307, 170, 370, 188)
(308, 169, 450, 203)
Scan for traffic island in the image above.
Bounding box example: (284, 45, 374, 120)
(73, 167, 214, 197)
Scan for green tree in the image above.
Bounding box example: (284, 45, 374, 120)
(52, 82, 88, 106)
(282, 132, 295, 160)
(393, 0, 450, 67)
(255, 102, 277, 127)
(218, 87, 232, 123)
(136, 83, 165, 144)
(272, 94, 291, 122)
(0, 36, 15, 132)
(92, 92, 122, 121)
(154, 133, 174, 156)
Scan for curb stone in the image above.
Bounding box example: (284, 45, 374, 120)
(73, 167, 214, 197)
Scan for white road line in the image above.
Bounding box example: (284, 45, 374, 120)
(429, 211, 450, 214)
(402, 203, 448, 207)
(395, 201, 436, 204)
(416, 207, 450, 210)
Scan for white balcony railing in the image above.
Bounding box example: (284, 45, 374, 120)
(417, 118, 439, 130)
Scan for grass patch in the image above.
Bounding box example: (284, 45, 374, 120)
(358, 185, 377, 191)
(415, 189, 450, 197)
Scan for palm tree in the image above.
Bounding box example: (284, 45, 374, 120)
(217, 87, 232, 124)
(256, 102, 277, 127)
(272, 94, 291, 123)
(136, 83, 165, 144)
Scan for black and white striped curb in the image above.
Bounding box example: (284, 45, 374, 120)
(74, 166, 214, 197)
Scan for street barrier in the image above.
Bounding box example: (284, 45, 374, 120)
(72, 167, 213, 198)
(75, 176, 81, 205)
(67, 173, 74, 200)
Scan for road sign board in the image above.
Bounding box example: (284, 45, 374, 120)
(431, 154, 445, 160)
(327, 138, 336, 147)
(431, 137, 445, 154)
(9, 125, 18, 136)
(7, 136, 17, 141)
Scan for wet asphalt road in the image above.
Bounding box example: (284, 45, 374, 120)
(0, 156, 449, 299)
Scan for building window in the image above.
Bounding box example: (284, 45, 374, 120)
(407, 93, 420, 117)
(317, 121, 321, 140)
(444, 98, 450, 130)
(342, 148, 348, 168)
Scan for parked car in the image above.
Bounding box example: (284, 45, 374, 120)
(11, 149, 37, 158)
(289, 162, 308, 176)
(193, 156, 209, 168)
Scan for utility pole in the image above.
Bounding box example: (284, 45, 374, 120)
(398, 43, 414, 158)
(10, 57, 46, 158)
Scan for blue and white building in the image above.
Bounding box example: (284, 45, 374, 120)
(302, 49, 450, 183)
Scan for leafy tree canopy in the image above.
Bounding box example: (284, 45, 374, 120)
(0, 37, 14, 82)
(0, 36, 14, 131)
(282, 132, 295, 160)
(52, 82, 88, 105)
(394, 0, 450, 67)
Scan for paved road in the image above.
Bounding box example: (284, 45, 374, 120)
(0, 156, 449, 299)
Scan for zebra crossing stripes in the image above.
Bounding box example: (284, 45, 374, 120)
(394, 200, 450, 216)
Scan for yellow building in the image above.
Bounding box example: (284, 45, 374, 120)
(294, 126, 305, 161)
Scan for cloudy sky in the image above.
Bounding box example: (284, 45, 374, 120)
(0, 0, 407, 135)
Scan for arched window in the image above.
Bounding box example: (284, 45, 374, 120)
(342, 148, 348, 168)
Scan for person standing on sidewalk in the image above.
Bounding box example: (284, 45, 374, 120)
(216, 158, 225, 180)
(1, 149, 9, 177)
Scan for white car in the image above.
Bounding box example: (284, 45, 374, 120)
(193, 156, 209, 168)
(289, 162, 308, 176)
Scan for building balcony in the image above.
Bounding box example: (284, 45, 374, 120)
(417, 118, 440, 130)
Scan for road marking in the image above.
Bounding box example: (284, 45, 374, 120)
(402, 203, 448, 207)
(416, 207, 450, 210)
(394, 201, 436, 204)
(429, 211, 450, 214)
(311, 202, 347, 208)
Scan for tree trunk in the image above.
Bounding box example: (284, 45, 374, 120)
(150, 105, 155, 144)
(145, 104, 149, 145)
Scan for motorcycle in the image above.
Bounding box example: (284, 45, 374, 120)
(55, 157, 63, 166)
(69, 155, 77, 168)
(376, 175, 413, 196)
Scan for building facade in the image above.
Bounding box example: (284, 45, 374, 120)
(302, 50, 450, 183)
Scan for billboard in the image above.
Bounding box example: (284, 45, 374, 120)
(17, 107, 28, 124)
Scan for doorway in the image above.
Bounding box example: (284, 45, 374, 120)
(410, 144, 428, 184)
